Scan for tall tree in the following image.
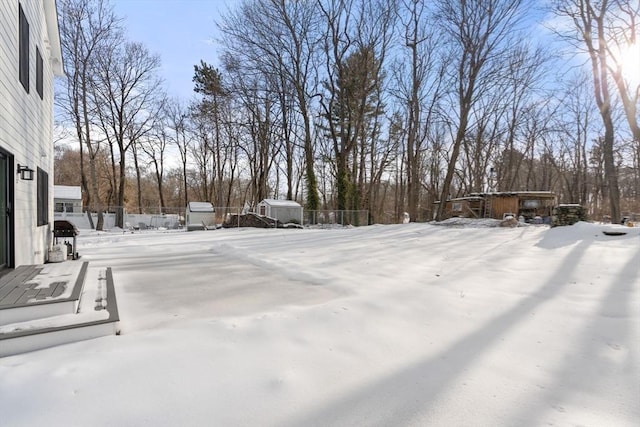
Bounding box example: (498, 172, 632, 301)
(193, 62, 232, 208)
(318, 0, 394, 216)
(434, 0, 528, 220)
(552, 0, 636, 223)
(57, 0, 121, 230)
(93, 41, 163, 227)
(164, 99, 190, 208)
(394, 0, 445, 221)
(139, 112, 171, 212)
(219, 0, 321, 209)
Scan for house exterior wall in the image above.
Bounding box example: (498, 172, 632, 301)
(54, 198, 82, 213)
(0, 0, 62, 266)
(53, 185, 82, 212)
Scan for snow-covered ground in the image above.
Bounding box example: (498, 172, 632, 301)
(1, 221, 638, 426)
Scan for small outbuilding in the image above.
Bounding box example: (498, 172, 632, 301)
(436, 191, 556, 223)
(186, 202, 215, 231)
(257, 199, 303, 225)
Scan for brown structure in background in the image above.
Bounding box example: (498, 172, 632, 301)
(436, 191, 557, 223)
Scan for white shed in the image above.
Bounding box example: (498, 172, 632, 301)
(257, 199, 303, 224)
(186, 202, 215, 231)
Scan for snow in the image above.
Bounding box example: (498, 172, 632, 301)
(0, 265, 110, 334)
(24, 260, 84, 300)
(187, 201, 215, 212)
(260, 198, 303, 207)
(1, 221, 638, 426)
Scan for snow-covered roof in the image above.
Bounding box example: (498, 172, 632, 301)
(54, 185, 82, 200)
(468, 191, 556, 198)
(259, 199, 302, 208)
(450, 196, 484, 201)
(187, 202, 214, 212)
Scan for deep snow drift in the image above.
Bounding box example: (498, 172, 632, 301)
(1, 221, 638, 426)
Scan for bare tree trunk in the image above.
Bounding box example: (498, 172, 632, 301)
(554, 0, 623, 222)
(435, 0, 527, 221)
(57, 0, 119, 230)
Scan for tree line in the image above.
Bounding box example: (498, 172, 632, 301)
(55, 0, 640, 229)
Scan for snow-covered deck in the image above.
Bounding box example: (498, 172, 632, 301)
(0, 261, 120, 357)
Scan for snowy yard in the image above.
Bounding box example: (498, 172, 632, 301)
(1, 221, 638, 426)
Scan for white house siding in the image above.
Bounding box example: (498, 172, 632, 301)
(0, 0, 62, 267)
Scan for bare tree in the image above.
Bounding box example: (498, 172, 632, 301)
(139, 110, 171, 212)
(551, 73, 598, 205)
(57, 0, 121, 230)
(392, 0, 447, 221)
(551, 0, 635, 222)
(434, 0, 529, 220)
(92, 41, 163, 227)
(164, 99, 190, 208)
(318, 0, 395, 219)
(607, 0, 640, 143)
(219, 0, 321, 209)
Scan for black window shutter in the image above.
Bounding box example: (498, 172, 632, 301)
(36, 46, 43, 99)
(18, 4, 29, 93)
(37, 168, 48, 226)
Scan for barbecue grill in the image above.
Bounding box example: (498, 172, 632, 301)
(53, 220, 79, 260)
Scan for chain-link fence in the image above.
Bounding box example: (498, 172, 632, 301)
(55, 206, 370, 230)
(304, 210, 369, 227)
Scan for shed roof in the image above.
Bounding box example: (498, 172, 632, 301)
(260, 199, 302, 208)
(469, 191, 556, 198)
(54, 185, 82, 200)
(187, 202, 214, 212)
(450, 196, 484, 201)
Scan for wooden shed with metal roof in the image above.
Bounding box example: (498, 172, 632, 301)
(437, 191, 557, 222)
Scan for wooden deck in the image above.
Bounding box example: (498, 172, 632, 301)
(0, 263, 85, 309)
(0, 266, 43, 305)
(0, 262, 120, 357)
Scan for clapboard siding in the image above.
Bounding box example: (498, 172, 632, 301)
(0, 0, 62, 267)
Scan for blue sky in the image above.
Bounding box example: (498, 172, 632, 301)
(111, 0, 238, 99)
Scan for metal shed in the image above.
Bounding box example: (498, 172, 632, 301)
(257, 199, 303, 225)
(186, 202, 215, 231)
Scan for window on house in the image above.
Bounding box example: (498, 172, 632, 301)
(55, 202, 73, 213)
(36, 46, 43, 99)
(452, 202, 462, 212)
(37, 168, 48, 226)
(19, 4, 29, 93)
